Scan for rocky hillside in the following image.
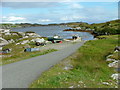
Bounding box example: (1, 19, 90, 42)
(66, 19, 120, 35)
(1, 19, 119, 35)
(0, 29, 41, 47)
(90, 19, 120, 35)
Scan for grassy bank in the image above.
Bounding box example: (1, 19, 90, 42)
(30, 35, 118, 88)
(1, 45, 57, 65)
(1, 36, 56, 65)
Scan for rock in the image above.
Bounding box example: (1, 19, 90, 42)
(114, 46, 120, 51)
(83, 84, 86, 87)
(0, 47, 2, 50)
(8, 39, 15, 43)
(35, 38, 45, 43)
(10, 32, 19, 36)
(35, 34, 41, 37)
(0, 29, 10, 34)
(111, 73, 120, 80)
(25, 32, 41, 37)
(111, 73, 119, 80)
(18, 32, 25, 37)
(102, 82, 110, 85)
(108, 60, 119, 68)
(64, 64, 73, 70)
(106, 55, 113, 58)
(115, 86, 118, 88)
(78, 81, 83, 83)
(77, 84, 80, 87)
(20, 40, 30, 44)
(16, 43, 20, 45)
(106, 58, 116, 62)
(31, 38, 43, 42)
(114, 50, 119, 53)
(23, 36, 29, 38)
(69, 86, 74, 88)
(31, 39, 35, 42)
(5, 32, 11, 35)
(0, 37, 9, 46)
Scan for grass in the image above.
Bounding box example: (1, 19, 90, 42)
(1, 49, 57, 65)
(108, 52, 119, 60)
(2, 34, 22, 41)
(1, 36, 54, 65)
(1, 42, 57, 65)
(30, 35, 118, 88)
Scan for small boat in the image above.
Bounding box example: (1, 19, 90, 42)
(48, 37, 63, 41)
(48, 35, 63, 43)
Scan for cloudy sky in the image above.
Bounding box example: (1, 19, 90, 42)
(1, 2, 118, 24)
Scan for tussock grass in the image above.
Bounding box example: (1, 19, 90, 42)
(2, 35, 22, 41)
(1, 43, 57, 65)
(1, 37, 55, 65)
(30, 35, 118, 88)
(109, 52, 119, 60)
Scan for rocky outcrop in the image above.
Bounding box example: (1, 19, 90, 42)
(106, 50, 120, 88)
(0, 37, 9, 46)
(25, 32, 41, 37)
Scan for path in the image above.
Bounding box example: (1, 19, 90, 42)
(1, 41, 86, 88)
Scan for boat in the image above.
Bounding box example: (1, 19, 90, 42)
(48, 35, 63, 43)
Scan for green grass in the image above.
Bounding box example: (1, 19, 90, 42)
(108, 52, 119, 60)
(2, 49, 57, 65)
(1, 37, 54, 65)
(30, 35, 118, 88)
(1, 43, 57, 65)
(2, 34, 22, 41)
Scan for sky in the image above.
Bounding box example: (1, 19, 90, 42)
(1, 1, 118, 24)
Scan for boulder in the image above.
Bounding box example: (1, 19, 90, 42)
(106, 58, 115, 62)
(18, 32, 25, 37)
(8, 39, 15, 43)
(23, 36, 29, 38)
(21, 40, 30, 44)
(102, 82, 110, 85)
(63, 64, 73, 70)
(0, 37, 9, 46)
(114, 46, 120, 51)
(111, 73, 120, 80)
(25, 33, 40, 37)
(108, 60, 119, 68)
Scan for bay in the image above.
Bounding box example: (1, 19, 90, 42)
(12, 26, 94, 40)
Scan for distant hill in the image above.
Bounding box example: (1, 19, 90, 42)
(64, 19, 120, 35)
(90, 19, 120, 35)
(1, 19, 119, 35)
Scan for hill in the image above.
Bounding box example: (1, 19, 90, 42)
(66, 19, 120, 35)
(1, 19, 119, 35)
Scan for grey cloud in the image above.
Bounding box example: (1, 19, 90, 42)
(2, 2, 118, 24)
(2, 2, 60, 9)
(14, 6, 117, 24)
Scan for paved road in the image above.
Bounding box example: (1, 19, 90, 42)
(2, 41, 86, 88)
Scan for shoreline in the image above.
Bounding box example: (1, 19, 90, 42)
(63, 29, 97, 37)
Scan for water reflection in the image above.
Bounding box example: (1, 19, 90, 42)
(12, 26, 94, 40)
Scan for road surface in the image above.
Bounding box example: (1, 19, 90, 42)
(2, 41, 86, 88)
